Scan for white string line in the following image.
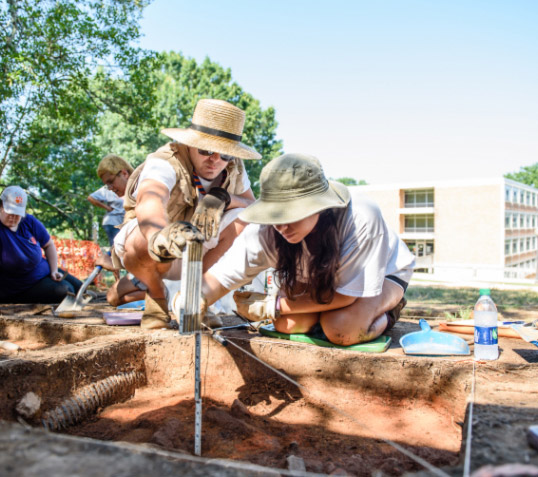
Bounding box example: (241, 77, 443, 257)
(221, 335, 452, 477)
(462, 360, 476, 477)
(197, 327, 346, 476)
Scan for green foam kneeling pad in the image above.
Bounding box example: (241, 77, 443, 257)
(259, 324, 391, 353)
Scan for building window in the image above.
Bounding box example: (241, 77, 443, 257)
(505, 213, 510, 228)
(512, 241, 518, 253)
(520, 215, 525, 228)
(513, 189, 518, 202)
(505, 187, 511, 202)
(505, 240, 510, 255)
(520, 190, 525, 203)
(404, 214, 434, 233)
(527, 192, 531, 205)
(512, 214, 518, 228)
(404, 189, 434, 208)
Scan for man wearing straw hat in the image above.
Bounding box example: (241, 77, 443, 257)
(113, 99, 261, 329)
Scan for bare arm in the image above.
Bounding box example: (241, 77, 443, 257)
(227, 188, 255, 210)
(202, 271, 231, 305)
(280, 291, 356, 315)
(135, 179, 170, 242)
(87, 195, 112, 212)
(42, 239, 62, 281)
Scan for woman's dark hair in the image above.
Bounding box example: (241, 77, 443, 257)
(272, 208, 342, 304)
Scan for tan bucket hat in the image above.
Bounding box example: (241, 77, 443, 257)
(239, 153, 350, 225)
(161, 99, 261, 160)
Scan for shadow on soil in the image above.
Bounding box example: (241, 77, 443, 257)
(66, 396, 459, 476)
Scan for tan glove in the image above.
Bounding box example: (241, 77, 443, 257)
(233, 291, 279, 322)
(147, 221, 204, 263)
(192, 187, 231, 241)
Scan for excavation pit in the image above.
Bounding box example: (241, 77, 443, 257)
(1, 309, 537, 476)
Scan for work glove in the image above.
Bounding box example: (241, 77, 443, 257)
(147, 221, 204, 263)
(233, 291, 279, 322)
(171, 293, 222, 330)
(192, 187, 231, 241)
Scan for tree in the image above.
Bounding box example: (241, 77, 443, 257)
(505, 164, 538, 188)
(0, 0, 155, 178)
(333, 177, 367, 186)
(1, 6, 282, 240)
(1, 0, 156, 239)
(96, 52, 283, 196)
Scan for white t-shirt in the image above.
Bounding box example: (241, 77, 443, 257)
(134, 158, 251, 198)
(209, 195, 416, 298)
(90, 187, 124, 226)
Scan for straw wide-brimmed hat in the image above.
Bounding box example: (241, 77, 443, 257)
(239, 153, 350, 225)
(161, 99, 261, 160)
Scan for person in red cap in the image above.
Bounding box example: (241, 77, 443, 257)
(0, 186, 82, 304)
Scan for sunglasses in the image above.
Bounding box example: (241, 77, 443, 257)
(104, 171, 121, 188)
(197, 149, 236, 163)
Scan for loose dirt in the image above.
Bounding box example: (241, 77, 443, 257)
(1, 297, 537, 476)
(65, 386, 459, 476)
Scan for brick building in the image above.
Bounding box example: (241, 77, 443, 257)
(349, 178, 538, 281)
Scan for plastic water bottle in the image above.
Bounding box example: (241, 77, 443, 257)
(474, 289, 499, 360)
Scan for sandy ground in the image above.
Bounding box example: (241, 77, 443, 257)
(0, 297, 537, 476)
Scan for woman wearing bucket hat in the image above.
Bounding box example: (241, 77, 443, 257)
(0, 186, 83, 304)
(114, 98, 261, 329)
(202, 153, 416, 346)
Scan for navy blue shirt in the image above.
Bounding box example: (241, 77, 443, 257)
(0, 214, 51, 298)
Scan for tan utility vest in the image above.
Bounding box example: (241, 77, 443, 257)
(122, 142, 248, 224)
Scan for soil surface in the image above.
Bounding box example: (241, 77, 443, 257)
(1, 296, 538, 476)
(65, 387, 459, 476)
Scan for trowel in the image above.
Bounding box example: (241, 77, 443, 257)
(400, 319, 471, 356)
(54, 265, 102, 317)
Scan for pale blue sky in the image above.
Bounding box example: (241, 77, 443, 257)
(138, 0, 538, 184)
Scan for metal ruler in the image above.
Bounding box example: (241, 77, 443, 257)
(194, 330, 202, 456)
(178, 240, 204, 456)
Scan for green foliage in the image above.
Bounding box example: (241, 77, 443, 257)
(443, 307, 473, 321)
(0, 0, 153, 173)
(505, 164, 538, 188)
(0, 0, 156, 241)
(96, 52, 283, 196)
(406, 285, 538, 309)
(333, 177, 367, 186)
(1, 6, 281, 241)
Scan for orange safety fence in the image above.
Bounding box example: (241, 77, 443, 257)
(51, 237, 106, 289)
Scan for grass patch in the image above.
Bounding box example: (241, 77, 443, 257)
(407, 286, 538, 309)
(443, 307, 473, 321)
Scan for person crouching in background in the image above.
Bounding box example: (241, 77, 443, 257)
(0, 186, 82, 304)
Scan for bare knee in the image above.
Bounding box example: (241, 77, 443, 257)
(123, 242, 170, 291)
(323, 326, 363, 346)
(321, 311, 385, 346)
(273, 314, 319, 334)
(106, 284, 121, 307)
